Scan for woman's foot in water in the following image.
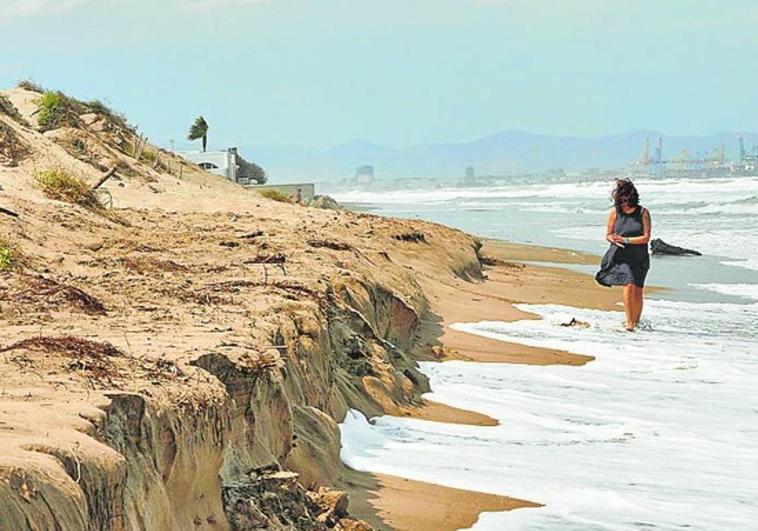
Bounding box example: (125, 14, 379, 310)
(625, 321, 636, 332)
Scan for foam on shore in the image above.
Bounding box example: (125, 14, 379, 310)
(340, 300, 758, 529)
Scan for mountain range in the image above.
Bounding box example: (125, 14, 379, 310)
(242, 130, 758, 183)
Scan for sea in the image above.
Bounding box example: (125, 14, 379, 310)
(332, 175, 758, 530)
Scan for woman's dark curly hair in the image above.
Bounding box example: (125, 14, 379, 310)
(612, 178, 639, 210)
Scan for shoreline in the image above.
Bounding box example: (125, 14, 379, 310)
(342, 469, 540, 531)
(346, 238, 623, 530)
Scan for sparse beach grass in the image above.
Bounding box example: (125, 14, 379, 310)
(258, 189, 292, 202)
(17, 79, 45, 93)
(33, 87, 133, 133)
(36, 167, 98, 206)
(36, 91, 71, 131)
(0, 239, 15, 270)
(35, 167, 124, 224)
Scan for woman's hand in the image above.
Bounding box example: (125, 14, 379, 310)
(608, 234, 626, 248)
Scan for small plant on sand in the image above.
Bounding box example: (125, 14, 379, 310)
(0, 240, 14, 271)
(17, 79, 45, 93)
(35, 168, 125, 224)
(86, 99, 133, 132)
(35, 168, 101, 209)
(140, 148, 157, 162)
(258, 189, 292, 203)
(36, 91, 69, 131)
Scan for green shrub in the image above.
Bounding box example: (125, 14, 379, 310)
(36, 91, 68, 131)
(36, 168, 100, 209)
(0, 240, 14, 270)
(140, 148, 157, 162)
(258, 189, 292, 203)
(29, 86, 132, 133)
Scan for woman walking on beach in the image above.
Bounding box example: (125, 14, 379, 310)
(596, 179, 651, 331)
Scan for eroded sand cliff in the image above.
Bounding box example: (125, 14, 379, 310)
(0, 86, 488, 530)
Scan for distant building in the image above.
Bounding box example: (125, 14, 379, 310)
(179, 147, 239, 182)
(464, 166, 475, 185)
(355, 165, 375, 184)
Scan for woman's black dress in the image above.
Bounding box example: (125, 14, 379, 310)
(595, 205, 650, 288)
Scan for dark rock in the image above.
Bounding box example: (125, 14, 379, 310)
(560, 318, 590, 328)
(650, 238, 701, 256)
(307, 195, 342, 210)
(393, 231, 427, 243)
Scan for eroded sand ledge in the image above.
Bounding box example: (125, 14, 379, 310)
(1, 87, 620, 530)
(341, 239, 621, 530)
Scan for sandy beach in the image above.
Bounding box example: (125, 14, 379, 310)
(0, 84, 673, 530)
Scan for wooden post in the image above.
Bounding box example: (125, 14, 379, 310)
(91, 167, 117, 191)
(135, 135, 147, 161)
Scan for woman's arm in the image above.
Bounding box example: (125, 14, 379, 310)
(625, 208, 652, 245)
(605, 209, 624, 246)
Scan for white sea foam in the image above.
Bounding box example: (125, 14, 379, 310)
(720, 258, 758, 272)
(339, 301, 758, 529)
(332, 181, 613, 205)
(691, 283, 758, 300)
(333, 176, 758, 207)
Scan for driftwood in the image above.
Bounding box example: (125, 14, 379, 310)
(393, 231, 427, 243)
(650, 238, 701, 256)
(91, 167, 117, 191)
(0, 206, 19, 218)
(307, 239, 351, 251)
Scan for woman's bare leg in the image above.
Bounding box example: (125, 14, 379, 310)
(633, 286, 644, 325)
(623, 284, 635, 330)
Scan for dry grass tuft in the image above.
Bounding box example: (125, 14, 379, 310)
(35, 167, 106, 210)
(35, 168, 127, 224)
(119, 256, 188, 274)
(0, 122, 30, 166)
(17, 79, 45, 93)
(0, 95, 29, 126)
(0, 336, 123, 380)
(7, 275, 107, 315)
(0, 336, 123, 358)
(258, 189, 292, 203)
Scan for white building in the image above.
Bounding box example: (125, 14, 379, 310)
(179, 147, 238, 182)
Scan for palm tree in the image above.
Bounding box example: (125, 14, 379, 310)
(187, 116, 209, 152)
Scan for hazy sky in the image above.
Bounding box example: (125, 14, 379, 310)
(1, 0, 756, 149)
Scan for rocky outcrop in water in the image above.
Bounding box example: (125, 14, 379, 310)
(650, 238, 702, 256)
